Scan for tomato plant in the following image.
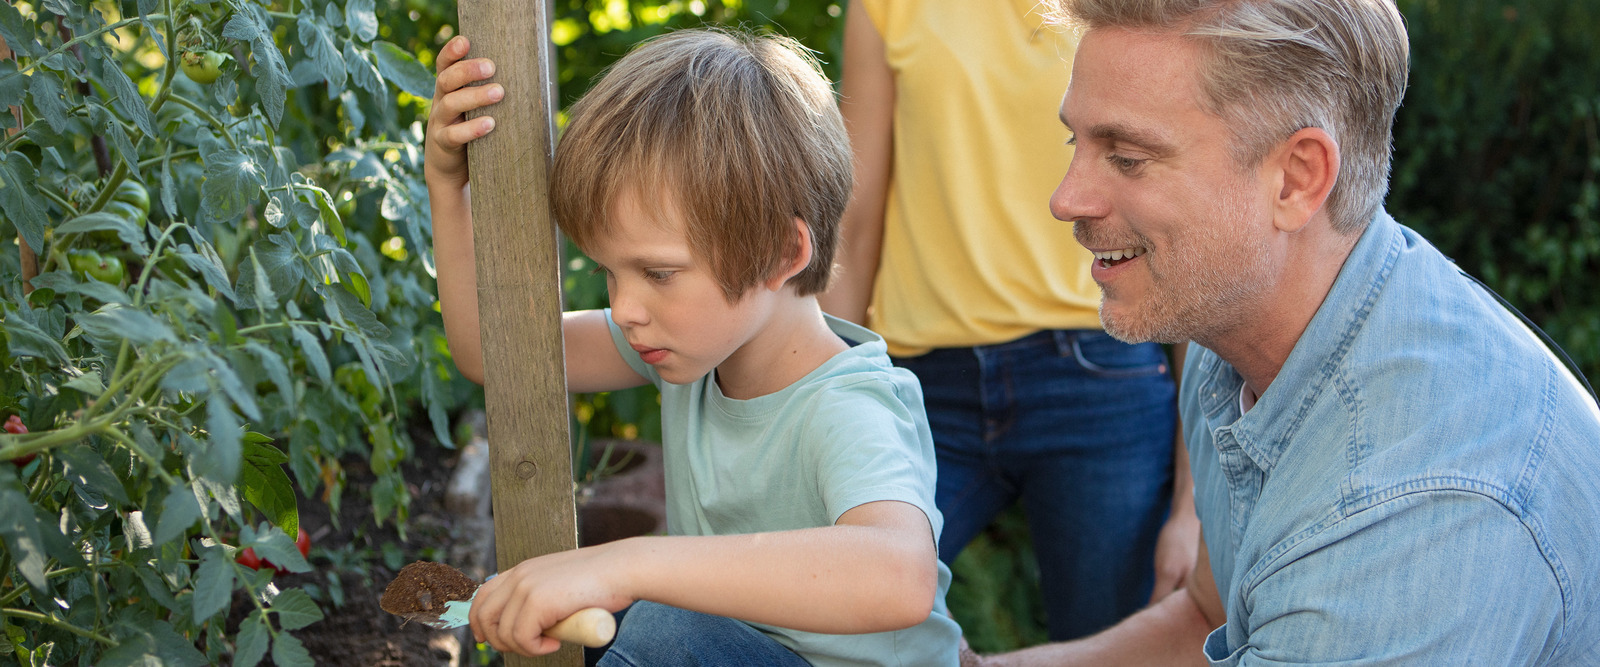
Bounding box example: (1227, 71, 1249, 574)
(0, 0, 473, 662)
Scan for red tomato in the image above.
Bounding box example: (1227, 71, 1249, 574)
(3, 415, 25, 434)
(237, 547, 277, 574)
(294, 527, 311, 558)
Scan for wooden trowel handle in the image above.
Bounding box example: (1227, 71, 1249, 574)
(547, 607, 616, 648)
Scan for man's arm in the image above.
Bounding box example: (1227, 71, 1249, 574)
(984, 534, 1221, 667)
(1151, 343, 1200, 603)
(467, 500, 939, 656)
(818, 0, 895, 325)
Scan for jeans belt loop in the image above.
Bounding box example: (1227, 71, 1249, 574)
(1052, 329, 1075, 358)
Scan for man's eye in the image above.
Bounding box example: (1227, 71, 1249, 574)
(1108, 154, 1147, 173)
(1065, 134, 1077, 146)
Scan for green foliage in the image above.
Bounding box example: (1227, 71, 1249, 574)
(1391, 0, 1600, 382)
(0, 0, 474, 660)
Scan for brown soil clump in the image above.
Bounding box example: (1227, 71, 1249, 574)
(380, 561, 478, 615)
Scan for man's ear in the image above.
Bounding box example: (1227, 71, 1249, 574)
(765, 217, 814, 291)
(1271, 127, 1339, 234)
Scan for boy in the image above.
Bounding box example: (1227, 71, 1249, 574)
(424, 28, 962, 665)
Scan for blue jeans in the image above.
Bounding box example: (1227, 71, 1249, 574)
(894, 329, 1177, 641)
(594, 601, 809, 667)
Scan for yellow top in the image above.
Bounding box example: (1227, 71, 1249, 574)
(861, 0, 1103, 357)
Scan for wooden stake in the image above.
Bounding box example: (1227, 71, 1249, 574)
(453, 0, 579, 664)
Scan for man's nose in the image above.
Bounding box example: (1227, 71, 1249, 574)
(1049, 159, 1108, 224)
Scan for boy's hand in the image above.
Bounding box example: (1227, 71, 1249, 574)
(468, 543, 635, 656)
(424, 35, 504, 190)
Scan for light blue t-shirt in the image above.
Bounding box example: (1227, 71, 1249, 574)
(606, 312, 962, 667)
(1184, 210, 1600, 665)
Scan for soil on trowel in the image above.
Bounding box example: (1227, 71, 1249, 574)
(380, 561, 479, 615)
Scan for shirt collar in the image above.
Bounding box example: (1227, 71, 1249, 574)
(1197, 209, 1405, 472)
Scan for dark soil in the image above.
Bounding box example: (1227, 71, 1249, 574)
(225, 422, 473, 666)
(381, 561, 479, 615)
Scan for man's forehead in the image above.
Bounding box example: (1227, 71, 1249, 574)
(1059, 27, 1205, 148)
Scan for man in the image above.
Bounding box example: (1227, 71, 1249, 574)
(973, 0, 1600, 664)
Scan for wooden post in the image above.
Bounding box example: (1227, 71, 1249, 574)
(454, 0, 578, 665)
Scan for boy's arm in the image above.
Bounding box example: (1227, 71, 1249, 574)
(425, 36, 500, 385)
(426, 38, 645, 393)
(469, 499, 939, 657)
(819, 0, 895, 325)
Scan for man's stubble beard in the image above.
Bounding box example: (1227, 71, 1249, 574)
(1093, 191, 1275, 346)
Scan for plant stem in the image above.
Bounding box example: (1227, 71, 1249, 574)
(0, 608, 117, 645)
(166, 94, 239, 150)
(14, 15, 171, 78)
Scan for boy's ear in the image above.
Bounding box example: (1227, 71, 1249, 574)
(765, 217, 814, 291)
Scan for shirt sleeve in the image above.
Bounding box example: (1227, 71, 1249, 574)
(1213, 489, 1563, 666)
(806, 377, 942, 541)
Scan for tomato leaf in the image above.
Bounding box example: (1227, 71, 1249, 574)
(271, 632, 315, 667)
(154, 483, 203, 545)
(58, 211, 150, 254)
(270, 588, 324, 630)
(346, 0, 378, 42)
(192, 548, 235, 623)
(200, 149, 265, 225)
(27, 71, 70, 134)
(373, 40, 435, 98)
(291, 324, 332, 383)
(204, 397, 244, 483)
(243, 523, 311, 573)
(57, 444, 131, 505)
(0, 467, 49, 593)
(2, 311, 70, 366)
(344, 43, 385, 96)
(77, 304, 177, 345)
(0, 152, 49, 253)
(234, 611, 271, 667)
(100, 58, 158, 137)
(298, 14, 347, 96)
(240, 438, 298, 538)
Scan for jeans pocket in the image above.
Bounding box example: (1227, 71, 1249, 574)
(1068, 332, 1168, 378)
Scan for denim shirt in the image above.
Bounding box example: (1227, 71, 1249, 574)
(1183, 210, 1600, 665)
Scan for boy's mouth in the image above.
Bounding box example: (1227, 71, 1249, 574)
(1092, 246, 1147, 269)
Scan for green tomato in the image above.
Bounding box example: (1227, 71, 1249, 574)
(180, 50, 228, 85)
(112, 180, 151, 216)
(68, 249, 126, 284)
(102, 199, 144, 224)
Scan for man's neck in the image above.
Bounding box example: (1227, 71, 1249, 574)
(1200, 230, 1360, 401)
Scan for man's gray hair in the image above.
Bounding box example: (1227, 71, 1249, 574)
(1053, 0, 1409, 234)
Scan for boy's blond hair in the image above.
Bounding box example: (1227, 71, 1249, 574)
(552, 28, 852, 300)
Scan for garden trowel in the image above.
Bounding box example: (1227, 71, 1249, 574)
(379, 562, 616, 647)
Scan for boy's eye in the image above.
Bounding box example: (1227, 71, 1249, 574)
(643, 269, 674, 283)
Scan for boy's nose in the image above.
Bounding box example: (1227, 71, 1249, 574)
(609, 288, 648, 327)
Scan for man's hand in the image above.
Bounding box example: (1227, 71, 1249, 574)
(468, 544, 635, 656)
(424, 35, 503, 190)
(1148, 506, 1200, 605)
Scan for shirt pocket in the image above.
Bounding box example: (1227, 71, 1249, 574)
(1203, 624, 1246, 666)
